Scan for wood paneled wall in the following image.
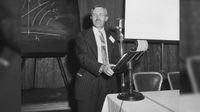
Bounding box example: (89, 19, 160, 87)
(123, 42, 179, 72)
(21, 57, 71, 89)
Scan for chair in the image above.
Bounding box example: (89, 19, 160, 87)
(133, 72, 163, 92)
(186, 56, 200, 93)
(167, 72, 180, 90)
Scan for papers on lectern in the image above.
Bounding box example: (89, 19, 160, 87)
(113, 49, 145, 73)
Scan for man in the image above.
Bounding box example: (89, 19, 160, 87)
(75, 6, 122, 112)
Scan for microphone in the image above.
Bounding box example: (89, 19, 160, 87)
(116, 18, 124, 31)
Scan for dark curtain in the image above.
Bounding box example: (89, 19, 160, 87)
(181, 0, 200, 59)
(0, 0, 22, 111)
(180, 0, 200, 93)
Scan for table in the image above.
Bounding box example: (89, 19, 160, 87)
(101, 90, 179, 112)
(180, 94, 200, 112)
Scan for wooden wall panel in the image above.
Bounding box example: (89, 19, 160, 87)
(34, 58, 64, 88)
(22, 57, 71, 89)
(21, 58, 35, 89)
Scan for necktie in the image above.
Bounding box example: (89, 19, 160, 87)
(99, 31, 109, 65)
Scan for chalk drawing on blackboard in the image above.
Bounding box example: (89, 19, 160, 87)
(20, 0, 73, 39)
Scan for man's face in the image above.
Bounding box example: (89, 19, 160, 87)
(91, 7, 108, 29)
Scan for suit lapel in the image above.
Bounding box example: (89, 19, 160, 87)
(86, 28, 114, 62)
(87, 29, 98, 59)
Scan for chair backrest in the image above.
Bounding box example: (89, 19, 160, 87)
(167, 72, 180, 90)
(186, 56, 200, 93)
(133, 72, 163, 92)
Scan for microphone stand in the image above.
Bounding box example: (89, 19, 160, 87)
(117, 53, 145, 101)
(116, 19, 125, 91)
(116, 19, 144, 101)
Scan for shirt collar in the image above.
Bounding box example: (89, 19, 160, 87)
(93, 26, 105, 33)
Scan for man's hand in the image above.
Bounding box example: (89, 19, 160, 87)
(102, 64, 115, 76)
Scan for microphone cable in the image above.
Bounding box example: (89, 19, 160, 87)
(118, 100, 124, 112)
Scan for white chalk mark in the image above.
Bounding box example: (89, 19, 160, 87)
(34, 35, 39, 41)
(39, 10, 51, 25)
(21, 31, 61, 36)
(21, 0, 26, 10)
(37, 0, 41, 5)
(38, 0, 44, 5)
(38, 2, 56, 26)
(32, 4, 50, 26)
(46, 18, 53, 26)
(27, 0, 30, 35)
(21, 1, 49, 18)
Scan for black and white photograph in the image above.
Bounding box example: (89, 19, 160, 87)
(0, 0, 200, 112)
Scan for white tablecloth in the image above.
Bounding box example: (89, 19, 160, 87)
(180, 94, 200, 112)
(101, 90, 179, 112)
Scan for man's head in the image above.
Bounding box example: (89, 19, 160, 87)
(90, 6, 108, 30)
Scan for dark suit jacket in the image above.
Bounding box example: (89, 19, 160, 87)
(75, 28, 121, 100)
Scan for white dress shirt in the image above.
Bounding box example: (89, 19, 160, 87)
(92, 26, 110, 64)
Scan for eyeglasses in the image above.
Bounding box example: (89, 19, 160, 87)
(91, 13, 107, 18)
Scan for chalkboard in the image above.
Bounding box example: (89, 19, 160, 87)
(19, 0, 79, 56)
